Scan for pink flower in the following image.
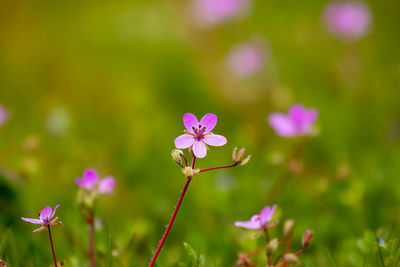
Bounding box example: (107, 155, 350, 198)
(235, 204, 277, 229)
(190, 0, 250, 27)
(323, 1, 372, 42)
(268, 104, 318, 137)
(76, 169, 116, 195)
(174, 113, 227, 158)
(21, 204, 61, 232)
(227, 41, 267, 77)
(0, 105, 10, 126)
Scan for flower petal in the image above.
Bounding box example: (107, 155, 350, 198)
(192, 141, 207, 158)
(260, 204, 276, 225)
(199, 113, 217, 133)
(289, 104, 307, 124)
(268, 113, 296, 137)
(234, 220, 261, 230)
(33, 226, 46, 233)
(51, 204, 60, 218)
(203, 134, 227, 147)
(175, 134, 195, 149)
(84, 169, 99, 186)
(183, 113, 199, 133)
(40, 206, 52, 220)
(21, 217, 42, 224)
(98, 176, 116, 195)
(305, 108, 318, 124)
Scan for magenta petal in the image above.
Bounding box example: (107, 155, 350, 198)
(21, 217, 42, 224)
(234, 218, 261, 230)
(33, 226, 46, 233)
(289, 104, 306, 123)
(51, 204, 60, 218)
(260, 204, 276, 225)
(175, 134, 195, 149)
(203, 134, 227, 146)
(40, 206, 52, 220)
(199, 113, 217, 133)
(268, 113, 296, 137)
(99, 176, 116, 195)
(183, 113, 199, 133)
(305, 108, 318, 123)
(84, 169, 99, 186)
(192, 141, 207, 158)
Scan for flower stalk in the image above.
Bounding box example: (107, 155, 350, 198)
(47, 225, 58, 267)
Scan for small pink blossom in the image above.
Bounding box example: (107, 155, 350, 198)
(235, 204, 277, 229)
(0, 105, 10, 126)
(227, 41, 267, 77)
(76, 169, 116, 195)
(21, 204, 61, 232)
(190, 0, 250, 27)
(268, 104, 318, 137)
(174, 113, 227, 158)
(323, 1, 372, 42)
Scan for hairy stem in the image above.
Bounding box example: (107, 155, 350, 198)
(148, 177, 192, 267)
(47, 226, 58, 267)
(199, 163, 237, 173)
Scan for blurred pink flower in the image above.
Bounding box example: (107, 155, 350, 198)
(227, 41, 267, 77)
(175, 113, 227, 158)
(235, 204, 277, 229)
(268, 104, 318, 137)
(76, 169, 116, 195)
(191, 0, 250, 27)
(0, 105, 10, 126)
(21, 204, 61, 232)
(323, 1, 372, 42)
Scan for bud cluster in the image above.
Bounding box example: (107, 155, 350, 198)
(232, 147, 251, 166)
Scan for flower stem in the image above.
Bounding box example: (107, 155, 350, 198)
(88, 210, 95, 267)
(148, 177, 192, 267)
(199, 163, 237, 173)
(47, 225, 58, 267)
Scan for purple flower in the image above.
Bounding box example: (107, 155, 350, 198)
(323, 1, 372, 42)
(227, 41, 267, 77)
(76, 169, 116, 195)
(268, 104, 318, 137)
(174, 113, 227, 158)
(0, 105, 10, 126)
(190, 0, 250, 27)
(235, 204, 277, 229)
(21, 204, 61, 232)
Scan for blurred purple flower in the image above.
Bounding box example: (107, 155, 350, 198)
(323, 1, 372, 42)
(175, 113, 227, 158)
(191, 0, 250, 27)
(268, 104, 318, 137)
(0, 105, 10, 126)
(235, 204, 277, 229)
(227, 41, 268, 77)
(21, 204, 61, 232)
(76, 169, 116, 195)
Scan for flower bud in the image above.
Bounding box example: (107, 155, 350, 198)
(182, 167, 199, 177)
(284, 253, 299, 264)
(302, 230, 314, 248)
(232, 147, 251, 166)
(238, 155, 251, 166)
(266, 238, 279, 254)
(283, 219, 295, 238)
(171, 149, 183, 165)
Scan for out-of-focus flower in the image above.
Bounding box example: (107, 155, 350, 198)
(226, 41, 267, 77)
(76, 169, 116, 195)
(21, 204, 62, 232)
(302, 229, 314, 248)
(268, 104, 318, 137)
(323, 1, 372, 42)
(235, 204, 277, 229)
(175, 113, 227, 158)
(190, 0, 250, 27)
(46, 106, 71, 136)
(0, 105, 10, 127)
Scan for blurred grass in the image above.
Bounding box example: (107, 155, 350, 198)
(0, 0, 400, 266)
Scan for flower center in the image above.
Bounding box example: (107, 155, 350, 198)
(192, 124, 206, 141)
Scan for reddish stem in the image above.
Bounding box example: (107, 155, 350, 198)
(47, 226, 58, 267)
(88, 211, 95, 267)
(148, 177, 192, 267)
(199, 163, 237, 173)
